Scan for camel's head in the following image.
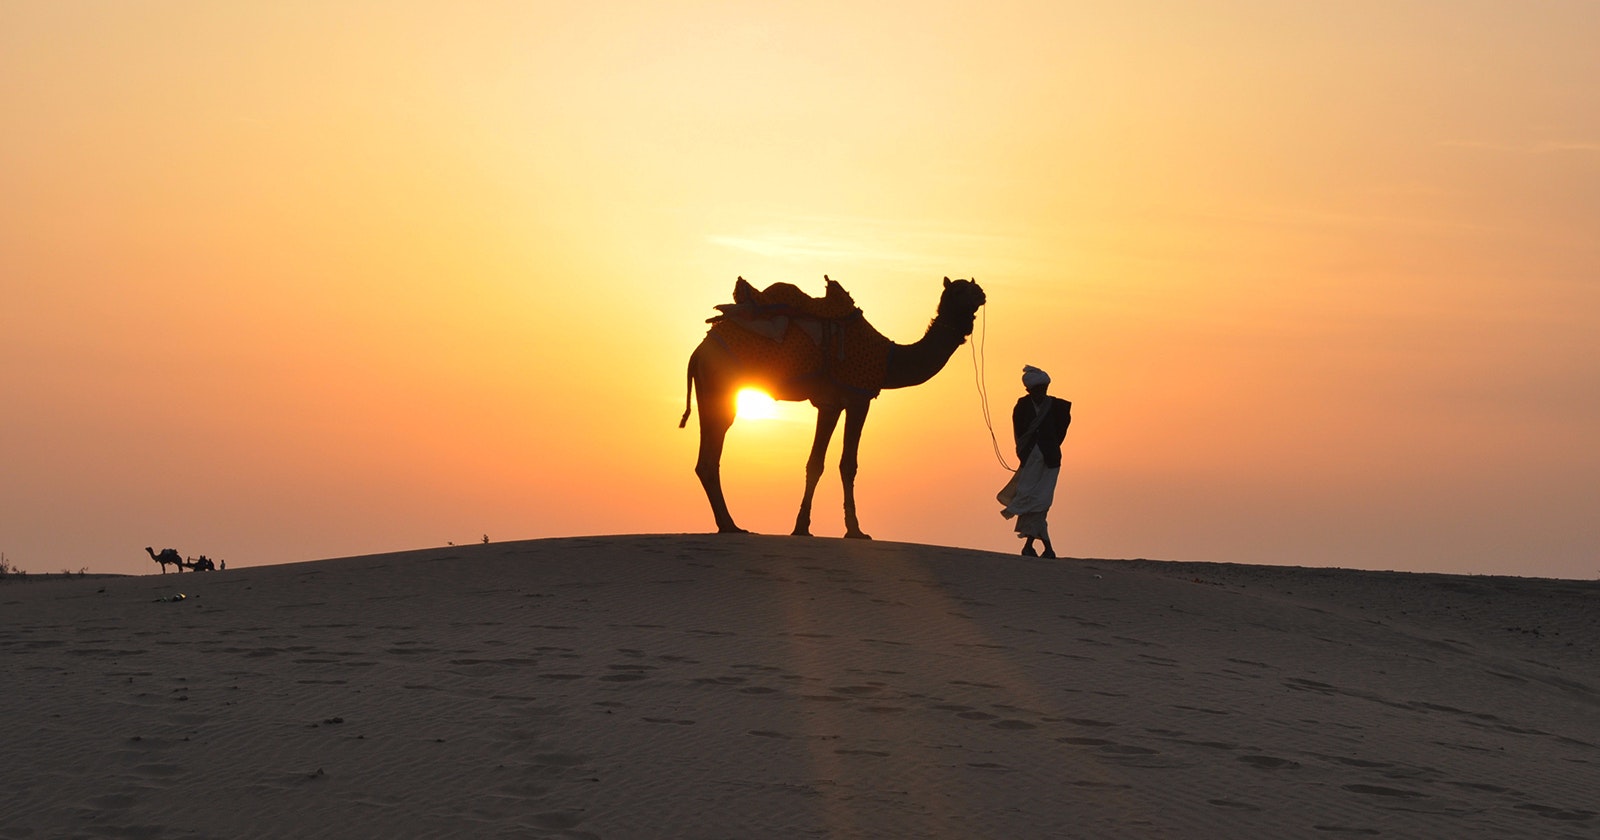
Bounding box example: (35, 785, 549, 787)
(938, 276, 986, 322)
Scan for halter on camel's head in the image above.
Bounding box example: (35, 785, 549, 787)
(937, 277, 986, 339)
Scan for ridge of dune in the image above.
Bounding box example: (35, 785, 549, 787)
(3, 534, 1597, 838)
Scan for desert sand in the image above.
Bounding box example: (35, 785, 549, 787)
(2, 535, 1597, 839)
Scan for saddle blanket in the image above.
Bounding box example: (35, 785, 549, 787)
(703, 277, 892, 397)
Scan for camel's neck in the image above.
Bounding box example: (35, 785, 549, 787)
(882, 306, 976, 390)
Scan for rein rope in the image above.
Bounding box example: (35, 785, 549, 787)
(971, 304, 1016, 473)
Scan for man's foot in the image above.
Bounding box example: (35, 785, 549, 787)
(1021, 545, 1038, 557)
(1042, 548, 1056, 559)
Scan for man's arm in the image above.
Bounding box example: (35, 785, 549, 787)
(1047, 399, 1072, 447)
(1012, 400, 1030, 461)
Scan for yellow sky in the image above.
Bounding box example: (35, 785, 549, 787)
(3, 1, 1597, 578)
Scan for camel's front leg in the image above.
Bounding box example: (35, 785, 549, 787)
(840, 401, 872, 539)
(792, 405, 842, 536)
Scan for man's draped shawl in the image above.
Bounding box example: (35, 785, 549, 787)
(703, 277, 893, 398)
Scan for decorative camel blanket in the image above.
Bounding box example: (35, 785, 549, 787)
(705, 277, 893, 397)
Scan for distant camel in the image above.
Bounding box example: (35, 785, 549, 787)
(681, 276, 986, 538)
(145, 547, 183, 574)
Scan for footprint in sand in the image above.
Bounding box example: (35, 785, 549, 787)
(1321, 755, 1393, 769)
(133, 763, 184, 779)
(599, 665, 654, 682)
(1448, 781, 1511, 794)
(1172, 705, 1230, 716)
(1513, 803, 1596, 822)
(1165, 738, 1238, 751)
(1343, 784, 1427, 798)
(88, 792, 142, 810)
(1051, 717, 1117, 728)
(499, 781, 551, 799)
(693, 675, 748, 686)
(531, 753, 587, 768)
(529, 812, 586, 830)
(1097, 744, 1160, 755)
(1239, 755, 1300, 770)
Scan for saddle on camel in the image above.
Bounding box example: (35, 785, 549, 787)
(701, 276, 894, 399)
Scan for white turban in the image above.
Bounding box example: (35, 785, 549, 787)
(1022, 365, 1050, 388)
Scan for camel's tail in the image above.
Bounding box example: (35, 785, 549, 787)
(679, 351, 695, 428)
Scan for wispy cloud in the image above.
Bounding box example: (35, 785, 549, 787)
(706, 232, 883, 262)
(707, 215, 1023, 272)
(1440, 139, 1600, 154)
(1533, 141, 1600, 153)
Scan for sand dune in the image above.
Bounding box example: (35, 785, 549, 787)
(2, 535, 1597, 838)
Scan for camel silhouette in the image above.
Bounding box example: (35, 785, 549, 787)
(681, 276, 986, 538)
(145, 547, 217, 573)
(145, 547, 183, 574)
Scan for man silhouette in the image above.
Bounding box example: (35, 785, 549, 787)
(999, 365, 1072, 557)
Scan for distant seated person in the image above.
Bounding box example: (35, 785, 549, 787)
(999, 365, 1072, 558)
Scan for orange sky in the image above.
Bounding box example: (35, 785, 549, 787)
(3, 1, 1597, 578)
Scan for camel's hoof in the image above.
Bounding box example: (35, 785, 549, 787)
(791, 529, 813, 537)
(844, 531, 873, 540)
(716, 526, 749, 535)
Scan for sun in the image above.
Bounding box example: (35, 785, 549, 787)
(735, 387, 779, 420)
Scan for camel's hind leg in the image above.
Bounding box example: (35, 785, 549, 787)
(693, 378, 746, 534)
(792, 405, 842, 536)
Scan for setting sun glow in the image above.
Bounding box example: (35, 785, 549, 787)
(735, 388, 780, 421)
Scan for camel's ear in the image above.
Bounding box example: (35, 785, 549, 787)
(943, 276, 951, 287)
